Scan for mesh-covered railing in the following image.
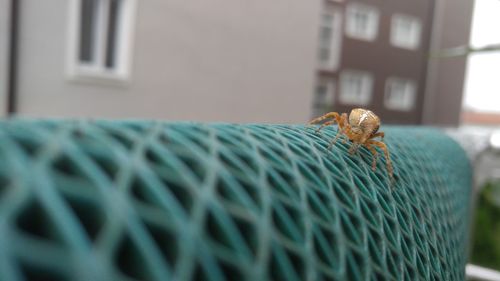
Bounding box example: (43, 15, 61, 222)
(0, 120, 471, 281)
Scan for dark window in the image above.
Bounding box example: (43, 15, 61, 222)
(79, 0, 98, 62)
(105, 0, 122, 68)
(78, 0, 126, 70)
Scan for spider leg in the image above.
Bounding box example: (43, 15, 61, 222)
(365, 143, 379, 171)
(348, 143, 360, 154)
(308, 112, 340, 125)
(315, 120, 336, 134)
(370, 132, 385, 140)
(367, 140, 394, 182)
(327, 128, 344, 149)
(327, 113, 348, 149)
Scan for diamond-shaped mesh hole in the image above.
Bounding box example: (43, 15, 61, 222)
(177, 154, 206, 183)
(313, 226, 341, 270)
(340, 213, 362, 245)
(298, 162, 327, 188)
(215, 176, 256, 211)
(0, 171, 12, 196)
(269, 247, 305, 281)
(115, 233, 153, 281)
(383, 218, 399, 245)
(234, 177, 261, 210)
(373, 270, 387, 281)
(106, 130, 135, 150)
(144, 222, 178, 268)
(266, 169, 300, 200)
(84, 151, 119, 181)
(192, 262, 210, 281)
(307, 190, 333, 223)
(145, 147, 167, 166)
(233, 151, 259, 175)
(346, 250, 367, 281)
(16, 200, 61, 243)
(12, 136, 40, 157)
(157, 175, 193, 212)
(272, 203, 304, 243)
(218, 153, 247, 176)
(19, 262, 69, 281)
(232, 216, 258, 257)
(218, 259, 245, 281)
(205, 210, 237, 252)
(130, 175, 159, 205)
(52, 153, 85, 179)
(258, 146, 292, 168)
(332, 179, 356, 210)
(64, 196, 104, 241)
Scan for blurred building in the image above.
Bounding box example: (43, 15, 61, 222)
(0, 0, 320, 123)
(312, 0, 474, 125)
(0, 0, 474, 125)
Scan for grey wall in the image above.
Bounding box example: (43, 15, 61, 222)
(423, 0, 475, 126)
(0, 0, 9, 116)
(16, 0, 321, 123)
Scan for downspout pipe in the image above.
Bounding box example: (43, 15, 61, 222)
(7, 0, 19, 115)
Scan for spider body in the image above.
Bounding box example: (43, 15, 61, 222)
(309, 108, 394, 182)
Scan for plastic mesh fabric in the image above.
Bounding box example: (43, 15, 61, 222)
(0, 120, 471, 281)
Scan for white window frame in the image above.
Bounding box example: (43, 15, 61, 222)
(339, 70, 373, 105)
(390, 14, 422, 50)
(384, 77, 417, 111)
(318, 4, 343, 71)
(67, 0, 137, 84)
(313, 78, 335, 108)
(345, 3, 379, 41)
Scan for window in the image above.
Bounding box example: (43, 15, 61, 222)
(317, 3, 342, 70)
(339, 70, 373, 105)
(385, 77, 417, 111)
(313, 78, 335, 108)
(69, 0, 136, 81)
(312, 78, 335, 116)
(390, 14, 422, 50)
(345, 3, 379, 41)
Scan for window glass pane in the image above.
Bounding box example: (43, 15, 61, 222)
(314, 84, 327, 106)
(390, 15, 422, 50)
(318, 3, 342, 70)
(354, 11, 368, 33)
(339, 71, 372, 105)
(79, 0, 99, 63)
(318, 11, 333, 64)
(319, 48, 330, 62)
(385, 78, 416, 110)
(313, 79, 335, 108)
(106, 0, 122, 68)
(320, 26, 333, 46)
(345, 4, 379, 41)
(321, 13, 333, 26)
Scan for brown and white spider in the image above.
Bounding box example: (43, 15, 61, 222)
(309, 108, 394, 182)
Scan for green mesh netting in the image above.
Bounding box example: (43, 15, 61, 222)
(0, 120, 471, 281)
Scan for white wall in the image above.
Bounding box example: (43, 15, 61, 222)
(0, 0, 9, 116)
(16, 0, 321, 123)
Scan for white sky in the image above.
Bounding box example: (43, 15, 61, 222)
(463, 0, 500, 113)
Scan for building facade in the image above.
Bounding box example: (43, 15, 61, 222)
(1, 0, 474, 125)
(1, 0, 320, 123)
(312, 0, 474, 126)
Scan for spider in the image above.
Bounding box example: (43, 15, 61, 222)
(308, 108, 394, 182)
